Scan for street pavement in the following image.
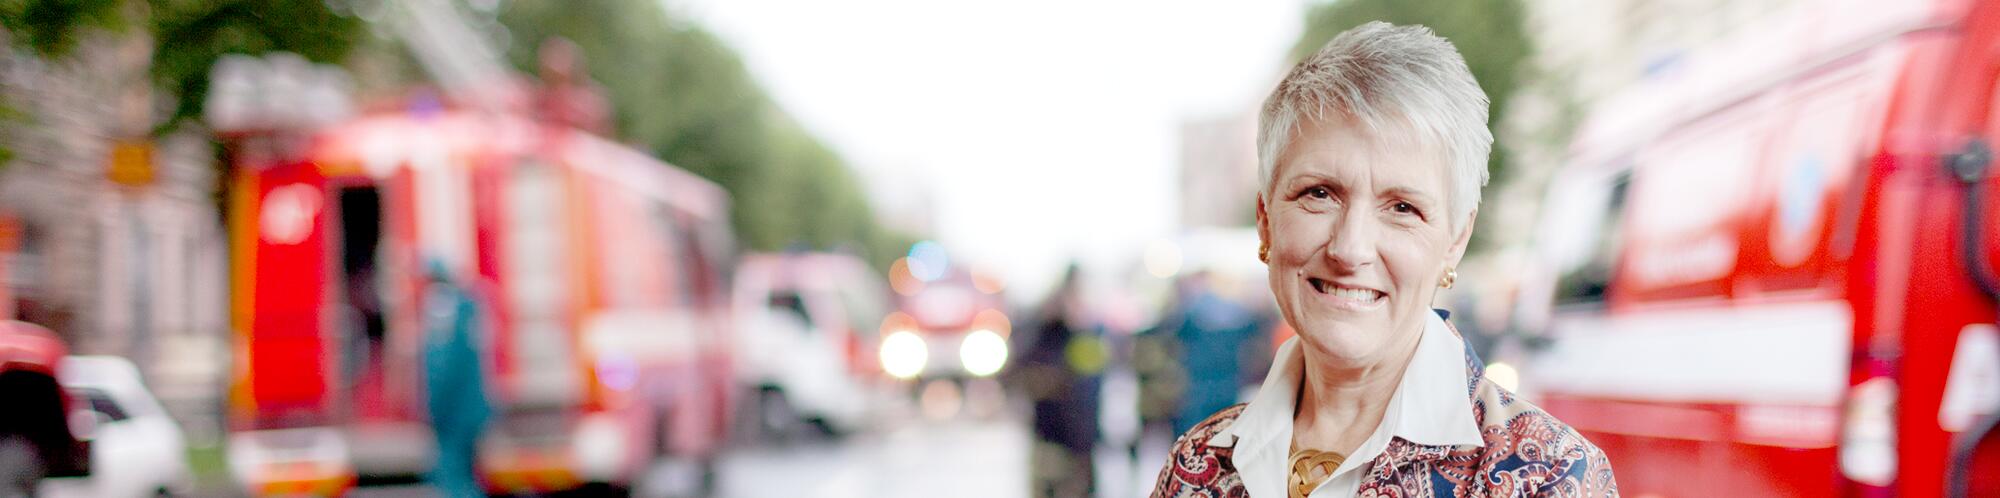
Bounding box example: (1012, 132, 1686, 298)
(718, 416, 1027, 498)
(345, 411, 1169, 498)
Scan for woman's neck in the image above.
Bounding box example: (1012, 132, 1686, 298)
(1290, 333, 1423, 455)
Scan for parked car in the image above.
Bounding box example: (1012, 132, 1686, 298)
(43, 356, 192, 498)
(0, 321, 90, 497)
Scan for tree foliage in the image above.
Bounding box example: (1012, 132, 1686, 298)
(0, 0, 363, 133)
(1291, 0, 1530, 249)
(0, 0, 125, 57)
(495, 0, 914, 268)
(148, 0, 363, 130)
(0, 0, 912, 266)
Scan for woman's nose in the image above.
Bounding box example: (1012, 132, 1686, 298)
(1323, 210, 1375, 270)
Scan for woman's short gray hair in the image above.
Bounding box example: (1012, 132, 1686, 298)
(1257, 21, 1492, 231)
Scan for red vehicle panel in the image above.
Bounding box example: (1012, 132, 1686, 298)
(1514, 1, 2000, 495)
(226, 106, 737, 496)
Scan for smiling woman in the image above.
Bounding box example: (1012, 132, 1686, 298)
(1152, 22, 1617, 498)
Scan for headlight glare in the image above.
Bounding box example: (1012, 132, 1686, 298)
(880, 331, 928, 379)
(959, 329, 1008, 377)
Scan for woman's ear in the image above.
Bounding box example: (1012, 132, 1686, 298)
(1447, 209, 1477, 267)
(1256, 194, 1271, 250)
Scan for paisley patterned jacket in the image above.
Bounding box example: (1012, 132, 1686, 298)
(1150, 319, 1618, 498)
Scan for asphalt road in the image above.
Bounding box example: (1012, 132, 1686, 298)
(344, 412, 1167, 498)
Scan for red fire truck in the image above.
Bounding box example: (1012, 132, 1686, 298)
(223, 90, 736, 496)
(1512, 0, 2000, 495)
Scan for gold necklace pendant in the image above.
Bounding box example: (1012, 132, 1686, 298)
(1287, 448, 1346, 498)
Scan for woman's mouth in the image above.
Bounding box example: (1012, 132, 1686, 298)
(1307, 277, 1386, 309)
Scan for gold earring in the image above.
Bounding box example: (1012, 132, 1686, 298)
(1258, 243, 1270, 263)
(1440, 267, 1457, 289)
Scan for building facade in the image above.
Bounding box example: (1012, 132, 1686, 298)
(0, 28, 230, 443)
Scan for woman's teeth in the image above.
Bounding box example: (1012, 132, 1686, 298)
(1331, 287, 1381, 302)
(1308, 278, 1383, 302)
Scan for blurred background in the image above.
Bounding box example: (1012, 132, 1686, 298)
(0, 0, 1996, 497)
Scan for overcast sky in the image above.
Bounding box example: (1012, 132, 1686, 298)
(674, 0, 1304, 296)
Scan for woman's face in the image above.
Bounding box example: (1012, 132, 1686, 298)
(1258, 115, 1473, 369)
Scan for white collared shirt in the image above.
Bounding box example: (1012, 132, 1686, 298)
(1205, 311, 1484, 498)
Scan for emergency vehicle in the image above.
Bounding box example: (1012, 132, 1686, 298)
(881, 261, 1012, 384)
(1513, 0, 2000, 495)
(221, 67, 736, 496)
(732, 252, 896, 436)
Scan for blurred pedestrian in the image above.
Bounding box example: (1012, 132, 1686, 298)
(1166, 271, 1267, 436)
(1129, 281, 1189, 462)
(1013, 264, 1104, 498)
(421, 261, 491, 497)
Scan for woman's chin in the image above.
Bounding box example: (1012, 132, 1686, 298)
(1296, 324, 1391, 365)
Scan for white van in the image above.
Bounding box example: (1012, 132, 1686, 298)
(732, 253, 895, 437)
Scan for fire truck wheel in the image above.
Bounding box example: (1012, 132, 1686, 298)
(0, 434, 43, 498)
(756, 387, 798, 443)
(568, 482, 631, 498)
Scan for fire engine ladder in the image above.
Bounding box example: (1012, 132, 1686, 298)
(374, 0, 518, 112)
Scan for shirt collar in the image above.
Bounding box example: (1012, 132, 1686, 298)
(1208, 310, 1483, 497)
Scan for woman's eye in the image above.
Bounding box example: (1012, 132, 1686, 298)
(1304, 186, 1332, 199)
(1391, 201, 1421, 216)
